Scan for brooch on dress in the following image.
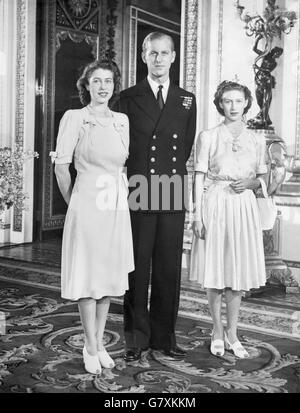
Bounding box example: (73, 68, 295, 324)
(231, 137, 241, 152)
(83, 118, 96, 127)
(180, 96, 193, 110)
(113, 122, 126, 133)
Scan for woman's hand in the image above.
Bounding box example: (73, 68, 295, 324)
(193, 220, 205, 239)
(230, 178, 260, 193)
(230, 179, 248, 193)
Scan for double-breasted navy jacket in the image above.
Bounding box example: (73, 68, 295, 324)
(117, 78, 197, 212)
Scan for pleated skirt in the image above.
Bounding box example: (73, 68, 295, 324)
(189, 182, 266, 291)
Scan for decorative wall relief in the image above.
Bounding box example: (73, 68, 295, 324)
(55, 0, 101, 57)
(182, 0, 198, 94)
(13, 0, 27, 233)
(56, 0, 100, 33)
(106, 0, 118, 61)
(56, 30, 98, 58)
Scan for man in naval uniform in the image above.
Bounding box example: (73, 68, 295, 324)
(118, 32, 197, 362)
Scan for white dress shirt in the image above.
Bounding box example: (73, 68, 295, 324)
(147, 75, 170, 104)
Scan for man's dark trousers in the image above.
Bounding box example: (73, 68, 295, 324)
(124, 211, 185, 350)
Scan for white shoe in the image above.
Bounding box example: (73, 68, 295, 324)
(224, 331, 249, 359)
(210, 338, 225, 356)
(83, 346, 102, 374)
(97, 348, 115, 369)
(210, 329, 225, 357)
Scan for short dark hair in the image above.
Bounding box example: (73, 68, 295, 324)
(76, 60, 121, 107)
(142, 32, 175, 53)
(213, 80, 253, 116)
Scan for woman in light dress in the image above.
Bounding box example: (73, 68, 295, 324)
(53, 61, 134, 374)
(191, 81, 267, 358)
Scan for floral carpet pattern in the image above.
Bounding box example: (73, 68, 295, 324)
(0, 281, 300, 393)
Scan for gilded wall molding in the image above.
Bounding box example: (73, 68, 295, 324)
(275, 195, 300, 207)
(217, 0, 223, 84)
(284, 260, 300, 268)
(275, 201, 300, 207)
(128, 7, 137, 87)
(56, 0, 100, 33)
(181, 0, 198, 236)
(295, 0, 300, 158)
(56, 29, 98, 58)
(99, 0, 107, 60)
(43, 0, 65, 229)
(106, 0, 118, 61)
(13, 0, 27, 232)
(182, 0, 197, 94)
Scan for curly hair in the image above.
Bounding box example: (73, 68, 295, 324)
(213, 80, 253, 116)
(76, 60, 121, 107)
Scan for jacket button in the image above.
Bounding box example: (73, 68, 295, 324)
(150, 157, 155, 162)
(150, 169, 155, 174)
(173, 134, 178, 139)
(173, 145, 177, 150)
(172, 169, 177, 174)
(151, 146, 156, 151)
(172, 157, 176, 162)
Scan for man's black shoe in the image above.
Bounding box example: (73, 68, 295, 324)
(160, 346, 187, 358)
(123, 348, 142, 362)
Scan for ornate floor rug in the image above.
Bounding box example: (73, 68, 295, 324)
(0, 279, 300, 394)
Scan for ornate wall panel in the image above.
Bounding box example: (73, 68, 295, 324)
(56, 0, 100, 32)
(295, 0, 300, 158)
(13, 0, 27, 232)
(106, 0, 118, 61)
(181, 0, 198, 94)
(217, 0, 223, 85)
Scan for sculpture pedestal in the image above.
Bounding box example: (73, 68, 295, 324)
(241, 129, 299, 296)
(264, 211, 293, 290)
(278, 158, 300, 196)
(244, 209, 299, 298)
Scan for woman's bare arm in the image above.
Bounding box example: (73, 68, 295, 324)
(54, 164, 72, 205)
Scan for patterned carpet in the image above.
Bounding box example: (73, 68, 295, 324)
(1, 279, 300, 394)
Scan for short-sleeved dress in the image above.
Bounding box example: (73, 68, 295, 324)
(190, 123, 267, 291)
(54, 106, 134, 300)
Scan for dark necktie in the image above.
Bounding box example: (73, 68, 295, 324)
(157, 85, 164, 110)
